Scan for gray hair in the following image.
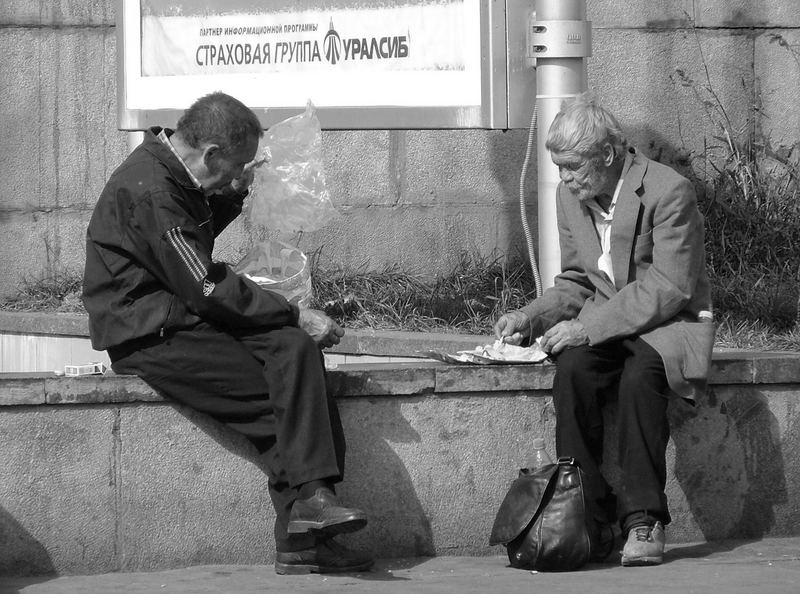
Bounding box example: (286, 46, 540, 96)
(545, 91, 627, 159)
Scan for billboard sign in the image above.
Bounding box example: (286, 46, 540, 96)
(117, 0, 529, 129)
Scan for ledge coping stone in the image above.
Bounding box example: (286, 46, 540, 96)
(1, 312, 798, 406)
(1, 350, 799, 407)
(0, 311, 485, 356)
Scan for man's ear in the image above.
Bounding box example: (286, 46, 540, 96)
(602, 143, 615, 167)
(201, 144, 221, 169)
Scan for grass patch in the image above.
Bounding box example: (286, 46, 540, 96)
(309, 251, 537, 335)
(3, 253, 795, 352)
(308, 252, 800, 351)
(710, 266, 799, 330)
(714, 318, 800, 351)
(0, 271, 84, 313)
(708, 266, 799, 350)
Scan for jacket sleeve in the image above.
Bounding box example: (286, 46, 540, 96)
(519, 189, 595, 338)
(132, 189, 298, 330)
(207, 187, 246, 237)
(578, 177, 704, 344)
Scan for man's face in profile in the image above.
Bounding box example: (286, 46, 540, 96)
(551, 149, 612, 203)
(204, 135, 259, 191)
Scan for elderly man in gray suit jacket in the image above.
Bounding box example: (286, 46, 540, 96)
(494, 92, 715, 567)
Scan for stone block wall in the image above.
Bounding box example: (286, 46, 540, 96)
(2, 350, 800, 575)
(0, 0, 798, 297)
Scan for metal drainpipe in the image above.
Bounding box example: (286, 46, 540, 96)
(531, 0, 591, 288)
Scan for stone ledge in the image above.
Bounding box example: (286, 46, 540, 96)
(0, 311, 488, 356)
(0, 311, 90, 336)
(1, 350, 799, 406)
(2, 312, 799, 381)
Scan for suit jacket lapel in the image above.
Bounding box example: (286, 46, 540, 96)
(611, 149, 647, 291)
(569, 193, 616, 294)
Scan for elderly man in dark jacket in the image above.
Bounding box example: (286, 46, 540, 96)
(83, 91, 372, 575)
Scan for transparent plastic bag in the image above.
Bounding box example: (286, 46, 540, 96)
(233, 240, 312, 308)
(246, 100, 336, 235)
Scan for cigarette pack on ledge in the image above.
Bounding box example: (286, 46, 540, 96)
(64, 362, 107, 376)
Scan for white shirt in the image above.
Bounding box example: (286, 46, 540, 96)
(585, 174, 625, 283)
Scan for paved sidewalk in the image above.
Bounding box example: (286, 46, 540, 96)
(2, 537, 799, 594)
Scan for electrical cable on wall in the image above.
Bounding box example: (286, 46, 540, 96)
(519, 104, 543, 298)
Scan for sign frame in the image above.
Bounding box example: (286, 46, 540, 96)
(116, 0, 533, 130)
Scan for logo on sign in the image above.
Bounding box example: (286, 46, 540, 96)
(322, 19, 409, 64)
(323, 20, 342, 64)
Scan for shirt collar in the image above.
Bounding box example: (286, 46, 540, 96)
(157, 129, 203, 190)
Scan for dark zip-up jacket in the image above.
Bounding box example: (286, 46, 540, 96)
(82, 127, 298, 351)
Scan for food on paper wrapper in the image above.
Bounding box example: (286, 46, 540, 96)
(457, 339, 548, 363)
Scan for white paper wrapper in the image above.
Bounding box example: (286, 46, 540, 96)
(421, 339, 549, 365)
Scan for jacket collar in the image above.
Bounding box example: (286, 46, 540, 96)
(140, 127, 203, 194)
(156, 129, 202, 189)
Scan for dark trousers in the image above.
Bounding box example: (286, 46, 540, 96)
(109, 321, 346, 552)
(551, 337, 671, 534)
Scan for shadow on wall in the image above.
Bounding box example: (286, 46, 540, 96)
(0, 505, 55, 578)
(671, 387, 788, 540)
(170, 392, 435, 562)
(337, 397, 435, 559)
(631, 126, 695, 177)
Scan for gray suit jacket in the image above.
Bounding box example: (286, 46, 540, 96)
(522, 148, 714, 400)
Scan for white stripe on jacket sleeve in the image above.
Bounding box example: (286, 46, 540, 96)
(166, 227, 207, 282)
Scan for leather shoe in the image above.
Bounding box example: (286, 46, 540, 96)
(287, 488, 367, 535)
(275, 538, 374, 575)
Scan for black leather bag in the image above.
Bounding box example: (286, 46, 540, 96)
(489, 457, 598, 571)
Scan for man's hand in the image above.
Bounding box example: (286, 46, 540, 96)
(540, 319, 589, 354)
(493, 310, 532, 346)
(298, 308, 345, 348)
(230, 158, 266, 196)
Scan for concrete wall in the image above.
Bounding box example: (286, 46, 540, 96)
(0, 1, 798, 297)
(1, 351, 800, 575)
